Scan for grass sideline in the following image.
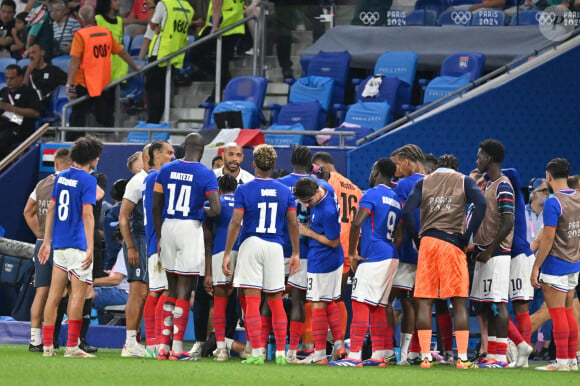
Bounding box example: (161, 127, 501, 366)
(0, 344, 576, 385)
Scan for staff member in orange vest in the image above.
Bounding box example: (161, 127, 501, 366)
(66, 5, 140, 140)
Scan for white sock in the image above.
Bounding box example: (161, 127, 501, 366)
(275, 350, 285, 358)
(287, 349, 296, 357)
(334, 340, 345, 349)
(557, 358, 569, 366)
(458, 352, 468, 361)
(400, 333, 412, 356)
(172, 340, 183, 354)
(576, 350, 580, 358)
(314, 349, 326, 360)
(349, 351, 362, 360)
(371, 350, 386, 360)
(146, 345, 157, 351)
(159, 344, 170, 352)
(31, 328, 42, 345)
(125, 330, 137, 346)
(421, 352, 433, 361)
(487, 336, 497, 360)
(217, 341, 227, 350)
(245, 341, 252, 350)
(251, 348, 263, 357)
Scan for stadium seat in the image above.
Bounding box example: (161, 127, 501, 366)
(343, 101, 392, 131)
(471, 8, 506, 26)
(450, 0, 480, 5)
(264, 122, 306, 146)
(305, 51, 351, 114)
(414, 0, 450, 16)
(123, 33, 131, 49)
(440, 52, 486, 81)
(126, 121, 171, 143)
(327, 125, 374, 147)
(437, 10, 472, 26)
(210, 100, 259, 129)
(51, 55, 71, 73)
(338, 75, 399, 124)
(201, 76, 268, 128)
(423, 75, 471, 105)
(373, 51, 418, 116)
(16, 58, 30, 69)
(36, 85, 69, 125)
(271, 101, 325, 146)
(120, 59, 146, 107)
(406, 9, 438, 26)
(0, 57, 16, 82)
(128, 34, 145, 57)
(509, 9, 540, 25)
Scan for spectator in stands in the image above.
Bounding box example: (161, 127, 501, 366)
(144, 0, 193, 123)
(0, 64, 42, 159)
(9, 11, 27, 59)
(0, 0, 16, 58)
(66, 5, 139, 136)
(22, 43, 67, 113)
(25, 0, 54, 62)
(50, 0, 81, 56)
(93, 249, 130, 324)
(123, 0, 149, 37)
(23, 147, 72, 352)
(127, 150, 143, 174)
(103, 178, 128, 271)
(211, 154, 223, 170)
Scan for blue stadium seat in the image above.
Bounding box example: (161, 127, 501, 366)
(327, 125, 374, 147)
(343, 101, 392, 131)
(36, 86, 70, 125)
(373, 51, 418, 115)
(414, 0, 450, 16)
(471, 8, 506, 26)
(289, 76, 334, 112)
(123, 34, 131, 49)
(509, 9, 540, 25)
(17, 58, 30, 69)
(210, 100, 259, 129)
(201, 76, 267, 128)
(450, 0, 480, 5)
(337, 75, 400, 123)
(0, 57, 17, 82)
(126, 121, 171, 143)
(129, 34, 145, 57)
(406, 9, 438, 25)
(305, 51, 351, 114)
(120, 59, 146, 106)
(51, 55, 71, 73)
(440, 52, 486, 81)
(437, 10, 472, 26)
(272, 101, 325, 146)
(423, 75, 471, 104)
(264, 123, 306, 146)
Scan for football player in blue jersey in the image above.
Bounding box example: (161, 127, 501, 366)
(39, 135, 103, 358)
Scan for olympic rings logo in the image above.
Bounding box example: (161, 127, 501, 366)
(450, 11, 472, 25)
(536, 11, 556, 25)
(359, 11, 380, 25)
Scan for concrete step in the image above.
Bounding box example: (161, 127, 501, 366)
(170, 107, 205, 122)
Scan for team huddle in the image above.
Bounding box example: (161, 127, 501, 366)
(35, 134, 580, 371)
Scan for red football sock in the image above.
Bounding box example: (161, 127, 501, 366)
(350, 301, 369, 354)
(239, 293, 247, 316)
(143, 295, 159, 347)
(409, 331, 421, 353)
(244, 295, 263, 349)
(172, 299, 190, 345)
(214, 296, 227, 343)
(508, 318, 524, 346)
(43, 325, 55, 348)
(261, 316, 272, 349)
(337, 300, 348, 339)
(371, 305, 389, 351)
(268, 298, 288, 352)
(437, 313, 453, 352)
(289, 321, 304, 351)
(566, 308, 578, 359)
(67, 319, 82, 348)
(549, 307, 569, 360)
(326, 301, 344, 342)
(155, 294, 168, 345)
(312, 307, 328, 353)
(158, 297, 175, 346)
(515, 311, 532, 345)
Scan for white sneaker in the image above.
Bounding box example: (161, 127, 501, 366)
(121, 343, 146, 357)
(506, 340, 518, 364)
(64, 346, 95, 358)
(43, 345, 56, 357)
(569, 359, 578, 371)
(239, 346, 251, 360)
(214, 347, 229, 362)
(287, 353, 301, 364)
(535, 361, 570, 371)
(514, 342, 533, 368)
(188, 341, 204, 360)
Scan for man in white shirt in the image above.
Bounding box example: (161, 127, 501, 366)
(213, 142, 254, 185)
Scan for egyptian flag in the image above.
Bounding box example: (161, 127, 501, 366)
(200, 128, 265, 167)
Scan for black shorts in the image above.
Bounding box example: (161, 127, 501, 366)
(33, 239, 53, 288)
(123, 233, 148, 283)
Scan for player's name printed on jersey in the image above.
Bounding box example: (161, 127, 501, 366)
(57, 176, 79, 187)
(261, 189, 277, 197)
(428, 195, 453, 212)
(382, 196, 401, 209)
(568, 220, 580, 238)
(170, 171, 193, 182)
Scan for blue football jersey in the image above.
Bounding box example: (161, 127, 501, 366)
(307, 190, 344, 274)
(143, 169, 160, 257)
(155, 160, 218, 221)
(235, 178, 296, 245)
(502, 168, 533, 257)
(395, 173, 423, 264)
(207, 194, 240, 254)
(51, 167, 97, 250)
(358, 184, 402, 263)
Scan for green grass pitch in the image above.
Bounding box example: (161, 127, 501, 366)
(0, 344, 577, 385)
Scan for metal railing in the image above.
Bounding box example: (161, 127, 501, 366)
(356, 29, 580, 146)
(59, 14, 261, 141)
(0, 123, 50, 173)
(60, 126, 357, 148)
